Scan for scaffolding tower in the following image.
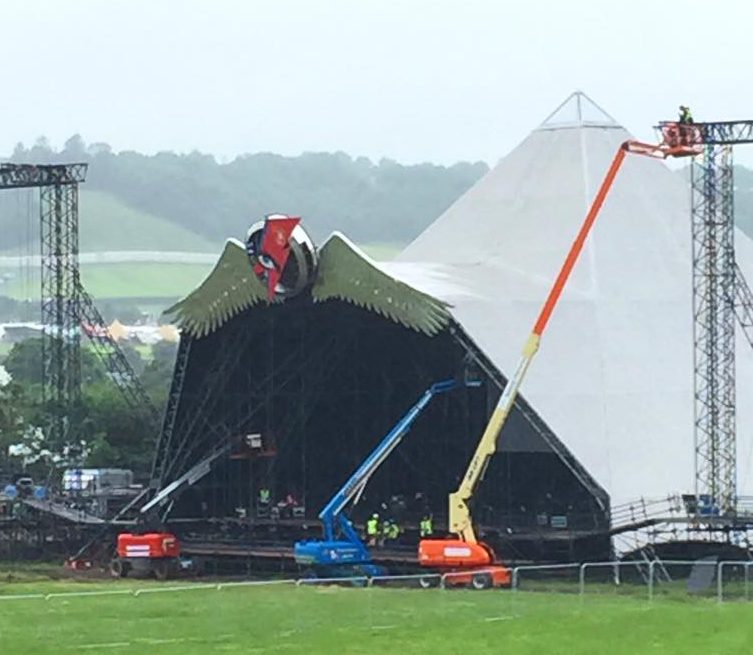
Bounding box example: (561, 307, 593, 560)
(2, 164, 87, 446)
(0, 163, 159, 450)
(691, 145, 736, 513)
(681, 121, 753, 514)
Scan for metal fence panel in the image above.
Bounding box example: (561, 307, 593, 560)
(648, 560, 719, 601)
(579, 561, 650, 598)
(717, 561, 753, 603)
(4, 558, 753, 606)
(511, 563, 581, 594)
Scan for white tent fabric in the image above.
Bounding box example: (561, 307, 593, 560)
(395, 93, 753, 506)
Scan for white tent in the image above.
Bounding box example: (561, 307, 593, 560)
(395, 92, 753, 507)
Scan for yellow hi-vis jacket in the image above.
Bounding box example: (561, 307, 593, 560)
(420, 518, 433, 537)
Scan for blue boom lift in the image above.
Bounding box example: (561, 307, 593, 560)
(294, 378, 477, 578)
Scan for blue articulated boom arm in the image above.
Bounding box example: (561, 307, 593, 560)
(318, 378, 470, 543)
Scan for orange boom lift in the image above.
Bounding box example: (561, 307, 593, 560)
(418, 126, 701, 588)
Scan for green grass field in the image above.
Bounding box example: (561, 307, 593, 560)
(2, 262, 214, 301)
(80, 263, 214, 299)
(0, 578, 751, 654)
(0, 242, 404, 302)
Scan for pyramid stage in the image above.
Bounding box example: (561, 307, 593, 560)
(147, 93, 753, 566)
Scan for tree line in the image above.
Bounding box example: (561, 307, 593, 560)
(6, 136, 753, 250)
(0, 339, 176, 481)
(5, 136, 489, 248)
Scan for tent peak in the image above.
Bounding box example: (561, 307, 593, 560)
(537, 91, 619, 131)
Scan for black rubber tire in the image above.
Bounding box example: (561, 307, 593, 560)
(152, 559, 170, 581)
(109, 558, 128, 578)
(349, 568, 368, 587)
(419, 576, 439, 589)
(471, 573, 492, 590)
(192, 556, 206, 578)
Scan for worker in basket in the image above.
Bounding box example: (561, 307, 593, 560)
(676, 105, 695, 147)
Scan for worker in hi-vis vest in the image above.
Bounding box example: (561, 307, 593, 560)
(677, 105, 694, 146)
(259, 487, 271, 505)
(383, 519, 400, 543)
(366, 513, 379, 546)
(419, 514, 433, 538)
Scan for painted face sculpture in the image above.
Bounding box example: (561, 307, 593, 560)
(245, 214, 318, 300)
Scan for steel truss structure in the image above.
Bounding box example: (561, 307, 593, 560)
(683, 121, 753, 515)
(1, 164, 88, 447)
(0, 163, 87, 188)
(151, 305, 355, 493)
(40, 181, 84, 446)
(734, 263, 753, 350)
(691, 145, 736, 514)
(77, 282, 160, 426)
(698, 120, 753, 146)
(0, 163, 158, 449)
(643, 121, 753, 517)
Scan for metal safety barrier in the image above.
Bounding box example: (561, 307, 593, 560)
(2, 558, 753, 603)
(717, 560, 753, 603)
(647, 559, 718, 601)
(578, 561, 641, 595)
(511, 562, 582, 591)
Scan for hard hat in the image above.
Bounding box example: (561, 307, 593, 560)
(372, 512, 379, 518)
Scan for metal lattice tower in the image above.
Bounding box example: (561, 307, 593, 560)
(1, 164, 87, 446)
(0, 163, 159, 449)
(40, 180, 83, 446)
(691, 145, 736, 513)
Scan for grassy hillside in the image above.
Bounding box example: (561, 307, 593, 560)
(0, 190, 218, 255)
(79, 190, 218, 252)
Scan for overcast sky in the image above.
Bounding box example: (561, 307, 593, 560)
(3, 0, 753, 165)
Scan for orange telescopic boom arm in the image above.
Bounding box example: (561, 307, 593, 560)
(533, 147, 627, 336)
(447, 145, 629, 544)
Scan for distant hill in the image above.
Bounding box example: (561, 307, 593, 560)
(0, 189, 217, 255)
(8, 137, 753, 253)
(79, 190, 218, 253)
(6, 137, 489, 248)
